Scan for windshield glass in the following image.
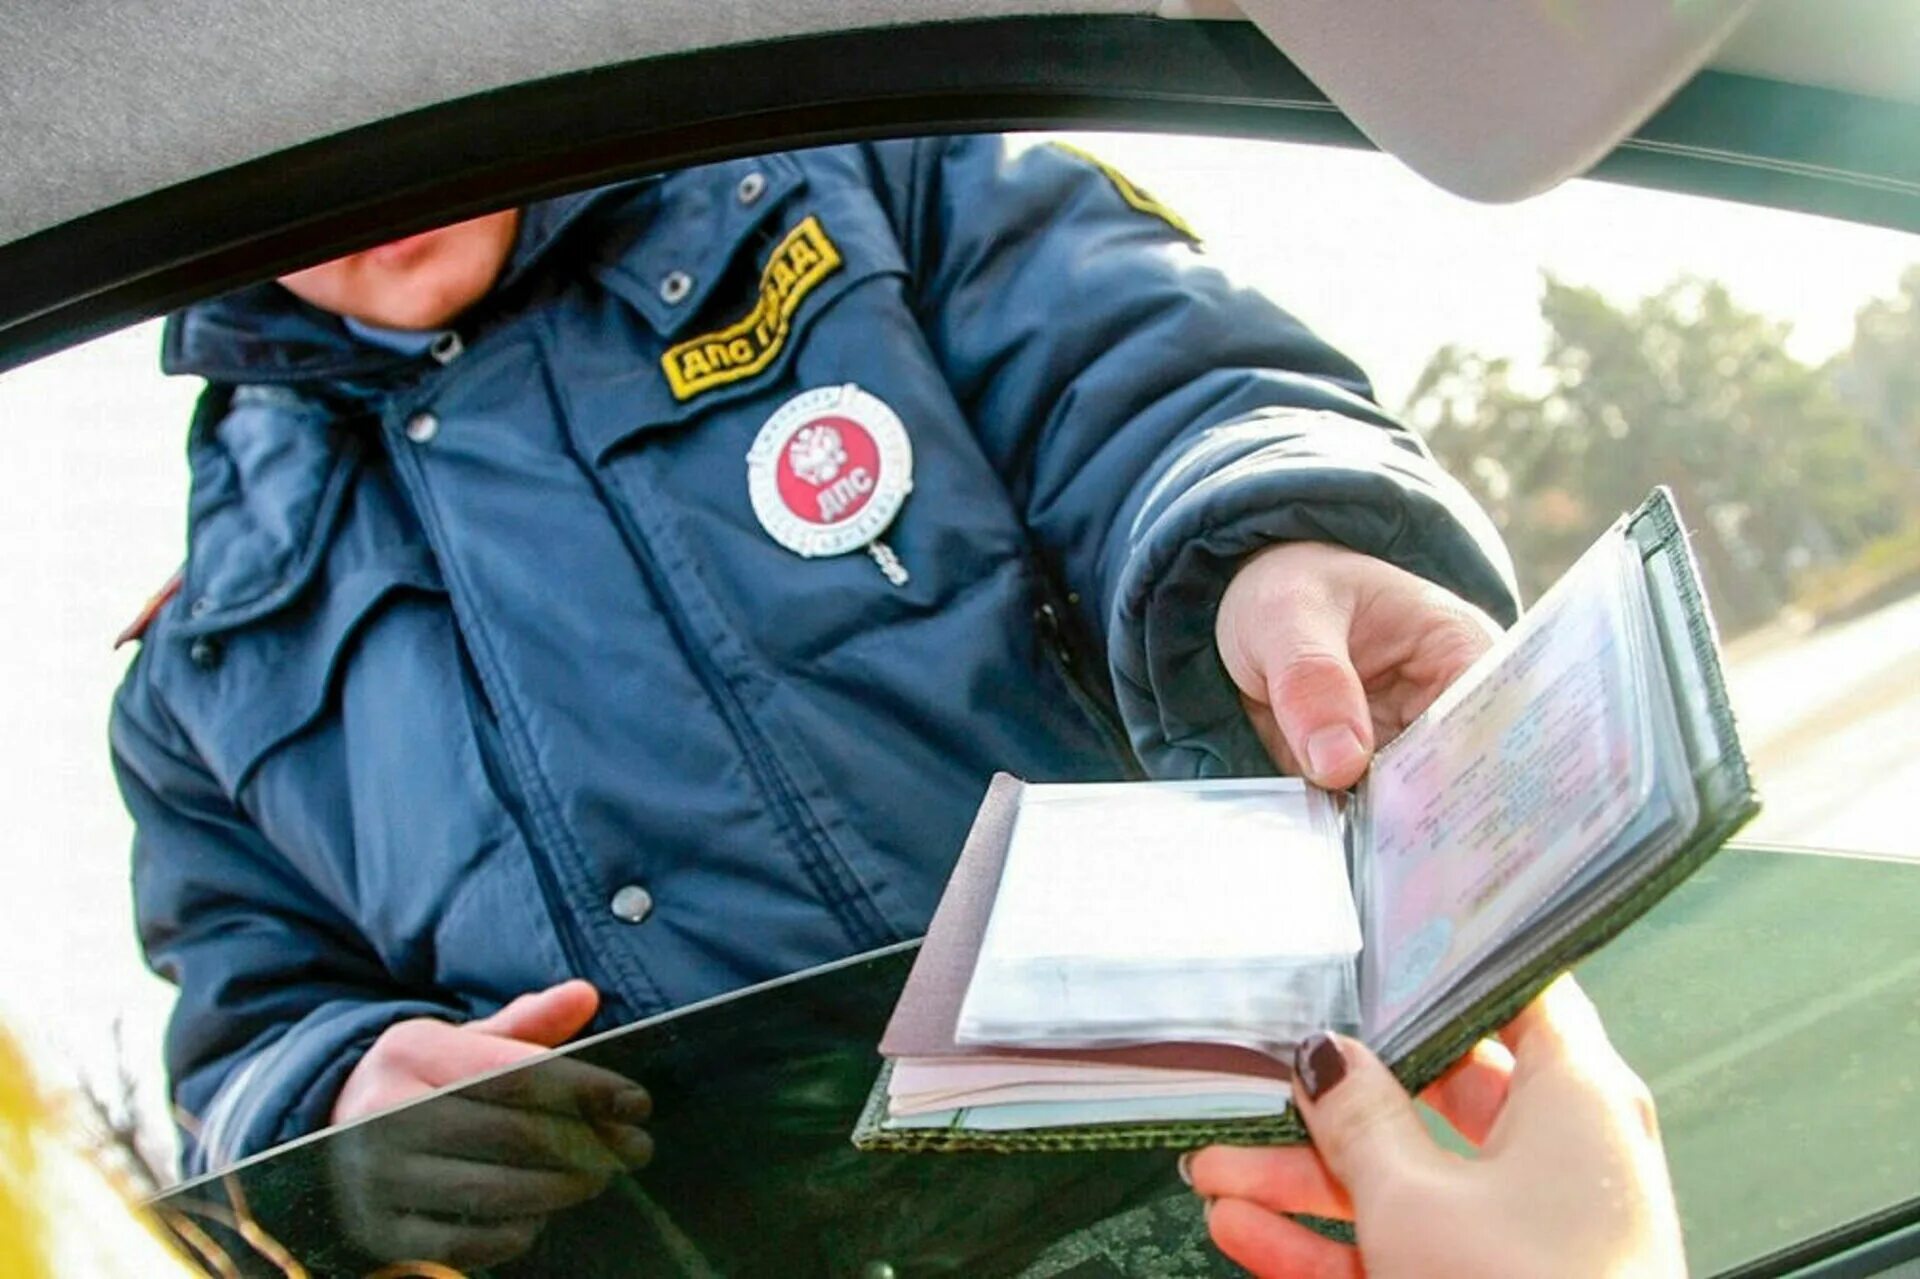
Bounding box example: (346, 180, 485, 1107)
(1, 131, 1915, 1276)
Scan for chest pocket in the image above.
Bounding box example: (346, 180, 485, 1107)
(562, 153, 912, 465)
(160, 462, 447, 801)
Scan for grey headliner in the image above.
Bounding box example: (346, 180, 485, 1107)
(4, 0, 1917, 249)
(1, 1, 1158, 245)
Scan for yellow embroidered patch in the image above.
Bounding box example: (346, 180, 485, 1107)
(661, 215, 844, 401)
(1050, 142, 1200, 242)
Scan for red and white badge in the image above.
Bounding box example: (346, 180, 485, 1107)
(747, 384, 914, 583)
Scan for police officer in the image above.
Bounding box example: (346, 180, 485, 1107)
(115, 136, 1517, 1199)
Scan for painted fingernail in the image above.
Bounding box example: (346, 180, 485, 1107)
(1177, 1150, 1196, 1187)
(1294, 1032, 1348, 1101)
(1305, 726, 1365, 783)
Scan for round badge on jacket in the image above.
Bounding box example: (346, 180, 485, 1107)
(747, 384, 914, 558)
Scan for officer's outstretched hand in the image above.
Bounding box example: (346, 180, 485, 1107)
(326, 980, 653, 1269)
(1216, 541, 1502, 787)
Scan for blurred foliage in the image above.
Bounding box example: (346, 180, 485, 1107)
(1833, 264, 1920, 472)
(1407, 271, 1920, 635)
(1788, 521, 1920, 626)
(73, 1021, 169, 1197)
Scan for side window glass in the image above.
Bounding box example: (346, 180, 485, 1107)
(1051, 132, 1920, 861)
(0, 319, 191, 1185)
(3, 138, 1915, 1279)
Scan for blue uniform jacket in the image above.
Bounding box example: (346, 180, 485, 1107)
(112, 136, 1518, 1174)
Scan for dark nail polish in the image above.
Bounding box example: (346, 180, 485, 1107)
(1294, 1032, 1348, 1101)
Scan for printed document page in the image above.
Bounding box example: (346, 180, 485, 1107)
(957, 779, 1361, 1048)
(1361, 534, 1653, 1040)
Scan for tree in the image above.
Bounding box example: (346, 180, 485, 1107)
(1833, 264, 1920, 480)
(1408, 275, 1909, 634)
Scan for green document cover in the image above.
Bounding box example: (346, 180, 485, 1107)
(853, 487, 1759, 1153)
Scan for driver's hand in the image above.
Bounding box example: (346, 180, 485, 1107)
(1216, 541, 1502, 788)
(326, 980, 653, 1269)
(1185, 976, 1686, 1279)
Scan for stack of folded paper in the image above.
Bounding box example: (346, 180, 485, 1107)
(879, 776, 1362, 1132)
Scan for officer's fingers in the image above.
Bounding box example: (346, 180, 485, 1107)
(1217, 544, 1372, 787)
(1417, 603, 1498, 688)
(464, 1054, 651, 1127)
(592, 1119, 656, 1170)
(1227, 559, 1371, 788)
(372, 1152, 612, 1221)
(1418, 1037, 1515, 1148)
(384, 1094, 627, 1174)
(1183, 1145, 1353, 1220)
(1291, 1033, 1447, 1208)
(1376, 609, 1498, 740)
(1236, 691, 1298, 775)
(1206, 1198, 1363, 1279)
(361, 1211, 547, 1271)
(406, 1022, 552, 1092)
(466, 980, 601, 1048)
(332, 1018, 545, 1124)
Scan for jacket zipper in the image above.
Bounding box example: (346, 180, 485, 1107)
(586, 463, 897, 952)
(1034, 583, 1147, 780)
(450, 637, 604, 987)
(381, 407, 664, 1012)
(535, 331, 891, 957)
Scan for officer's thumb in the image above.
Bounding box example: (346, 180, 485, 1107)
(1291, 1032, 1444, 1206)
(469, 979, 601, 1048)
(1264, 599, 1373, 790)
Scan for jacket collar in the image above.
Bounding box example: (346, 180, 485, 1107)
(164, 156, 809, 632)
(161, 182, 650, 385)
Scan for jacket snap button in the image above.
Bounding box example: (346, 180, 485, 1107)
(404, 411, 439, 443)
(188, 636, 223, 670)
(610, 884, 654, 924)
(736, 171, 767, 206)
(428, 331, 465, 364)
(658, 271, 694, 305)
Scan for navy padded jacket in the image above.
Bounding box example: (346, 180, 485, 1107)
(112, 136, 1517, 1174)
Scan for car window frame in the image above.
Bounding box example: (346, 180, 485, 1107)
(9, 16, 1916, 1274)
(2, 14, 1918, 372)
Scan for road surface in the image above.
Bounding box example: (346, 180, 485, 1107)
(1724, 589, 1920, 860)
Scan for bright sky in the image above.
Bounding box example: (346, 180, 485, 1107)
(1059, 133, 1920, 408)
(0, 132, 1913, 1180)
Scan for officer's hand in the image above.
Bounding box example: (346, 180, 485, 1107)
(1216, 541, 1501, 788)
(326, 980, 653, 1269)
(1185, 976, 1686, 1279)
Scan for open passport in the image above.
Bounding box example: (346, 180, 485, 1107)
(853, 488, 1759, 1152)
